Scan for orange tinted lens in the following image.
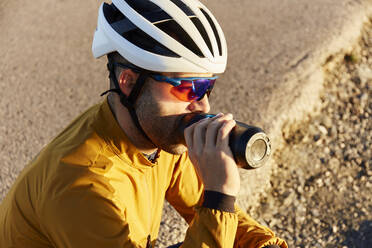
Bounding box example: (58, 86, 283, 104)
(170, 81, 197, 101)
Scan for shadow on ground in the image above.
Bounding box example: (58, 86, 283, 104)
(342, 220, 372, 248)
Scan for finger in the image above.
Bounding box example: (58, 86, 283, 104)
(185, 113, 221, 140)
(205, 114, 233, 148)
(216, 119, 236, 149)
(184, 115, 215, 150)
(193, 113, 223, 125)
(192, 118, 211, 153)
(184, 123, 195, 151)
(185, 113, 224, 150)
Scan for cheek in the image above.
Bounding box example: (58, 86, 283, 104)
(153, 83, 190, 108)
(155, 83, 177, 102)
(147, 82, 190, 115)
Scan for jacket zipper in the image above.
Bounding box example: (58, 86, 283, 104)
(145, 169, 153, 248)
(144, 150, 160, 248)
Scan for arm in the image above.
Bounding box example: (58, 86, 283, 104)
(166, 158, 287, 248)
(167, 114, 287, 248)
(166, 113, 240, 248)
(166, 152, 239, 247)
(234, 205, 287, 248)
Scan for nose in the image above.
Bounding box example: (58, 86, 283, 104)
(187, 95, 211, 113)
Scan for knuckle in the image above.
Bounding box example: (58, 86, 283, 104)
(213, 113, 224, 119)
(204, 147, 215, 156)
(219, 127, 228, 136)
(194, 119, 209, 128)
(195, 151, 202, 158)
(192, 123, 203, 132)
(228, 119, 236, 127)
(208, 121, 219, 128)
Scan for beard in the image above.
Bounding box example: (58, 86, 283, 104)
(134, 87, 188, 155)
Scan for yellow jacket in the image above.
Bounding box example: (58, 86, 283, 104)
(0, 98, 287, 248)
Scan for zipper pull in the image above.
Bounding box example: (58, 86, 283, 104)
(146, 235, 152, 248)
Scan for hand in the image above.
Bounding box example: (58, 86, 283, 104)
(184, 113, 240, 196)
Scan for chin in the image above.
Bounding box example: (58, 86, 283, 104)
(161, 143, 188, 155)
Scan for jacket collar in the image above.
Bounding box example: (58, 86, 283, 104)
(94, 97, 159, 168)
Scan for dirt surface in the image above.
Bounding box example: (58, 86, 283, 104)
(247, 20, 372, 248)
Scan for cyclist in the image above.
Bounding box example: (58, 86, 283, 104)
(0, 0, 287, 247)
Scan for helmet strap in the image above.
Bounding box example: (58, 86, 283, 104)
(102, 62, 156, 147)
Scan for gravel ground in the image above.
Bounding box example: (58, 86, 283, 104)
(248, 19, 372, 248)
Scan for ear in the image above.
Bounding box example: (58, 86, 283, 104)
(118, 69, 139, 96)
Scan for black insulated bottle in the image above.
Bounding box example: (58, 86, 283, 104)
(178, 113, 271, 169)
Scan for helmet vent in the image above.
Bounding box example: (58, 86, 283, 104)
(123, 27, 181, 57)
(200, 8, 222, 56)
(106, 3, 179, 57)
(155, 20, 204, 58)
(124, 0, 203, 57)
(125, 0, 162, 14)
(190, 17, 213, 56)
(170, 0, 195, 16)
(104, 3, 125, 24)
(124, 0, 173, 24)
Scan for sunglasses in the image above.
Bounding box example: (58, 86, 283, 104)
(150, 75, 218, 102)
(111, 63, 217, 102)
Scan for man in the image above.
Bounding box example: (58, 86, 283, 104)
(0, 0, 287, 247)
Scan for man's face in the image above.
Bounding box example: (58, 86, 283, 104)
(135, 72, 213, 155)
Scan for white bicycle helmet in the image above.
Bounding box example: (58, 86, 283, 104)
(92, 0, 227, 73)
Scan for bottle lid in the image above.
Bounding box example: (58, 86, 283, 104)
(245, 132, 271, 169)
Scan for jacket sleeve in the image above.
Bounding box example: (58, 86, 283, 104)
(234, 205, 288, 248)
(39, 181, 142, 248)
(166, 153, 287, 248)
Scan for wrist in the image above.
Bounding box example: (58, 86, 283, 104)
(202, 190, 236, 213)
(204, 184, 239, 197)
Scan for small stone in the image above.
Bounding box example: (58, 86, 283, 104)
(329, 126, 338, 137)
(297, 186, 304, 194)
(321, 116, 333, 128)
(313, 134, 321, 141)
(312, 209, 320, 217)
(316, 178, 324, 187)
(357, 65, 372, 86)
(308, 124, 318, 136)
(351, 76, 361, 85)
(324, 147, 330, 154)
(318, 125, 328, 135)
(360, 93, 368, 108)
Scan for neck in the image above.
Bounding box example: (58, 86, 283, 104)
(108, 94, 157, 155)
